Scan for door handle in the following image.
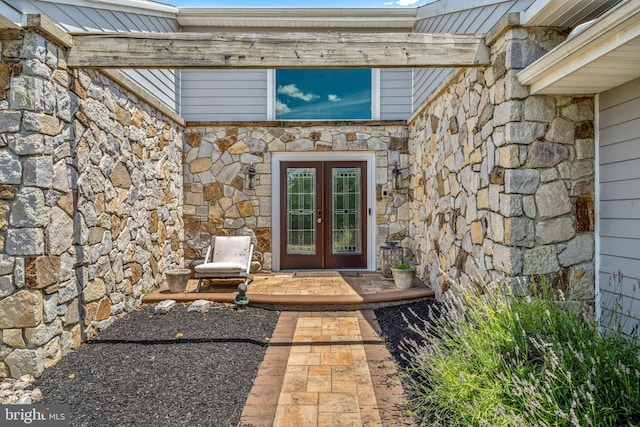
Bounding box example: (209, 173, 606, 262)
(317, 209, 323, 223)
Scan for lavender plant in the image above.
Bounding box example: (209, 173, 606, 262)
(401, 279, 640, 426)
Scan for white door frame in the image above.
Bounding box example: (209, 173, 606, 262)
(271, 151, 377, 271)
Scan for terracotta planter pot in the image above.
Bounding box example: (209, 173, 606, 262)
(166, 269, 191, 293)
(391, 267, 415, 289)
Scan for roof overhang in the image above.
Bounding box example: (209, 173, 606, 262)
(85, 0, 177, 14)
(522, 0, 621, 27)
(177, 7, 417, 31)
(0, 1, 22, 29)
(417, 0, 518, 20)
(518, 0, 640, 95)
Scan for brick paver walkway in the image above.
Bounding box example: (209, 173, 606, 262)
(240, 311, 412, 427)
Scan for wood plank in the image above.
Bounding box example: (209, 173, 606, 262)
(67, 31, 490, 69)
(25, 14, 73, 48)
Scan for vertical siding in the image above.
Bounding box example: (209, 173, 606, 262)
(599, 77, 640, 337)
(380, 68, 412, 120)
(412, 0, 533, 110)
(6, 0, 180, 112)
(180, 70, 268, 122)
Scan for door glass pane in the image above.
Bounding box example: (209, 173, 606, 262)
(332, 168, 361, 254)
(287, 168, 316, 254)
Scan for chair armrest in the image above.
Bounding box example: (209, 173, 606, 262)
(245, 244, 254, 274)
(203, 245, 212, 263)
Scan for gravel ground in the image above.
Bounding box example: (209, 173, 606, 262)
(36, 304, 279, 427)
(32, 299, 438, 427)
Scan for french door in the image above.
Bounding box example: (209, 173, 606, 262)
(280, 161, 367, 270)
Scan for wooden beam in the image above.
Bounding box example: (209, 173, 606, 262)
(67, 31, 489, 69)
(25, 14, 73, 48)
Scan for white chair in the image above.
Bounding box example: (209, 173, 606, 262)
(194, 236, 254, 293)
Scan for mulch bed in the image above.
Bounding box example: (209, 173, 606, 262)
(374, 298, 440, 370)
(36, 304, 279, 427)
(35, 299, 439, 426)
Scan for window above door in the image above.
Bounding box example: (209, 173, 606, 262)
(268, 69, 380, 120)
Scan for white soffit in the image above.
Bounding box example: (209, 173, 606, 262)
(177, 8, 417, 31)
(523, 0, 622, 27)
(518, 0, 640, 95)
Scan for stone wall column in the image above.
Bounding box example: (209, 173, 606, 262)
(409, 24, 595, 306)
(0, 29, 184, 378)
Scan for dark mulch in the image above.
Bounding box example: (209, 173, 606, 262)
(36, 304, 279, 427)
(374, 298, 441, 370)
(375, 298, 443, 425)
(35, 299, 440, 427)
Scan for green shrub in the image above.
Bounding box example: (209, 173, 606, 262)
(401, 281, 640, 426)
(392, 262, 414, 270)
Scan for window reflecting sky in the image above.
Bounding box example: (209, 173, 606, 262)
(276, 69, 372, 120)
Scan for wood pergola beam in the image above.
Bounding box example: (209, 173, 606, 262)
(67, 31, 490, 69)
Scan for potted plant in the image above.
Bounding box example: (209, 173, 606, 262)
(390, 262, 415, 289)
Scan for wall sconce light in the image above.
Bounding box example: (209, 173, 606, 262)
(247, 163, 256, 190)
(392, 161, 406, 189)
(392, 162, 401, 189)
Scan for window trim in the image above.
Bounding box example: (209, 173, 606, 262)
(267, 68, 380, 121)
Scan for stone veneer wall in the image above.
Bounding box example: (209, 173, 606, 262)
(409, 25, 596, 305)
(183, 124, 411, 270)
(0, 30, 184, 377)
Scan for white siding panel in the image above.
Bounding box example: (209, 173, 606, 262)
(380, 68, 412, 120)
(600, 179, 640, 201)
(598, 76, 640, 337)
(600, 200, 640, 220)
(600, 219, 640, 240)
(181, 70, 268, 122)
(600, 158, 640, 182)
(599, 118, 640, 147)
(599, 138, 640, 164)
(599, 96, 640, 127)
(600, 237, 640, 261)
(600, 257, 640, 283)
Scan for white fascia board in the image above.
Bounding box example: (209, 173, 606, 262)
(417, 0, 514, 19)
(0, 1, 22, 28)
(518, 0, 640, 94)
(177, 7, 417, 28)
(178, 7, 416, 19)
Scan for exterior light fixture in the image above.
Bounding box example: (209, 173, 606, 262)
(392, 161, 402, 189)
(247, 163, 256, 189)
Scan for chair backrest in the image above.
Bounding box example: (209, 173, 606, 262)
(212, 236, 252, 266)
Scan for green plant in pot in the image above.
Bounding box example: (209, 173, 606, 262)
(390, 262, 415, 289)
